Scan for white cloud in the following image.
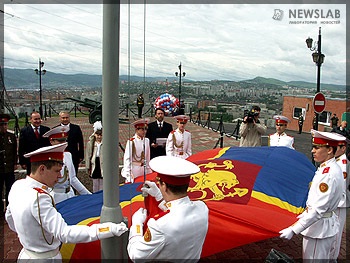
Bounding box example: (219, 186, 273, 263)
(3, 3, 346, 85)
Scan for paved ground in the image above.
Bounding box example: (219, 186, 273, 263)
(1, 115, 348, 262)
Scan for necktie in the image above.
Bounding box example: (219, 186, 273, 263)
(34, 127, 39, 139)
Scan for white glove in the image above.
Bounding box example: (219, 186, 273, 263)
(132, 208, 147, 225)
(279, 227, 294, 240)
(141, 181, 163, 201)
(111, 222, 128, 236)
(96, 222, 128, 239)
(129, 208, 147, 238)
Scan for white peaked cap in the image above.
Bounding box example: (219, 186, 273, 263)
(149, 156, 200, 185)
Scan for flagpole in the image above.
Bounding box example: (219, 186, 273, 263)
(100, 3, 127, 260)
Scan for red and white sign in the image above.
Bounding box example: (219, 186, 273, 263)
(313, 92, 326, 113)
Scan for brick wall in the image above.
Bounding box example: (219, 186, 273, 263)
(283, 96, 347, 132)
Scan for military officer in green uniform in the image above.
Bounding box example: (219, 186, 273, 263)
(0, 113, 17, 214)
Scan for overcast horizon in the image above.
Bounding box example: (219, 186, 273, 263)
(2, 3, 347, 85)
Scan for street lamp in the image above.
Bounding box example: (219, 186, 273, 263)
(175, 62, 186, 115)
(34, 58, 46, 118)
(306, 27, 325, 131)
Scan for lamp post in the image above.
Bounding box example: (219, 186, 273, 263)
(175, 62, 186, 115)
(306, 27, 325, 131)
(34, 58, 46, 118)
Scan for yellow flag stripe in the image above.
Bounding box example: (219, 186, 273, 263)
(252, 190, 305, 214)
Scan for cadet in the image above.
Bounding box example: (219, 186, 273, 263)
(5, 143, 127, 262)
(268, 115, 294, 149)
(128, 156, 209, 262)
(166, 115, 192, 159)
(330, 134, 349, 260)
(43, 126, 91, 203)
(121, 119, 152, 183)
(279, 130, 344, 261)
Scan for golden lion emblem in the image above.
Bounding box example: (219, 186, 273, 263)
(188, 160, 248, 201)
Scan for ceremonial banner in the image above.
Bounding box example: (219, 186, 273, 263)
(57, 146, 315, 260)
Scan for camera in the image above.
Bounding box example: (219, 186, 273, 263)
(244, 109, 259, 123)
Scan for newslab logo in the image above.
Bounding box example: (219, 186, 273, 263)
(273, 8, 341, 24)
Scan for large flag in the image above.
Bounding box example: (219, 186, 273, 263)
(57, 146, 315, 260)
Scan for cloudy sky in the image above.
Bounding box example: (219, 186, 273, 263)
(2, 2, 347, 85)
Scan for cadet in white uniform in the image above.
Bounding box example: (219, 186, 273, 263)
(43, 126, 91, 203)
(330, 134, 349, 260)
(279, 130, 344, 261)
(128, 156, 209, 262)
(166, 115, 192, 159)
(122, 119, 152, 183)
(5, 143, 127, 262)
(268, 115, 294, 149)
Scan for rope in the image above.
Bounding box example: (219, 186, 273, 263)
(143, 1, 146, 95)
(36, 191, 54, 245)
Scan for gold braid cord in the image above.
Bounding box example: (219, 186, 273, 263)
(131, 140, 144, 162)
(36, 192, 55, 245)
(172, 133, 184, 148)
(57, 165, 69, 184)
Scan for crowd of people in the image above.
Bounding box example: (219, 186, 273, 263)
(1, 105, 349, 262)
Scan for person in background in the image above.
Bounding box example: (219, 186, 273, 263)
(127, 156, 208, 262)
(0, 113, 17, 214)
(56, 111, 84, 175)
(298, 113, 304, 134)
(330, 113, 339, 129)
(239, 105, 266, 147)
(121, 119, 151, 183)
(136, 93, 144, 119)
(18, 111, 51, 175)
(85, 121, 103, 193)
(166, 115, 192, 159)
(332, 120, 349, 138)
(279, 130, 344, 261)
(43, 126, 91, 203)
(330, 134, 349, 260)
(146, 108, 173, 159)
(5, 143, 128, 262)
(268, 115, 294, 149)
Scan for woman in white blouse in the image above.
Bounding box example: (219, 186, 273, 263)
(85, 121, 104, 192)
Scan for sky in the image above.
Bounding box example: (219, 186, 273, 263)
(2, 2, 347, 85)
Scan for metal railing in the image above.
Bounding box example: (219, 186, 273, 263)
(189, 111, 242, 149)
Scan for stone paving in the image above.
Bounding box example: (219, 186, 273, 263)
(1, 115, 348, 262)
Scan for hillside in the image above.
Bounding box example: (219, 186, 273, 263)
(2, 68, 346, 92)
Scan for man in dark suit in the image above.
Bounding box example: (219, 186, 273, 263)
(18, 111, 51, 175)
(146, 108, 173, 159)
(57, 111, 84, 174)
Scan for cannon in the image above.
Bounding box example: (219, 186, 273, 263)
(68, 98, 102, 124)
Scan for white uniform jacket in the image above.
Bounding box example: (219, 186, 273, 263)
(166, 129, 192, 159)
(122, 135, 151, 183)
(336, 153, 349, 207)
(5, 177, 110, 255)
(291, 158, 343, 238)
(128, 196, 208, 262)
(52, 152, 91, 204)
(268, 132, 294, 149)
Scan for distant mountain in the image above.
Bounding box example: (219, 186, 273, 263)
(243, 76, 346, 91)
(3, 68, 180, 89)
(2, 68, 346, 91)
